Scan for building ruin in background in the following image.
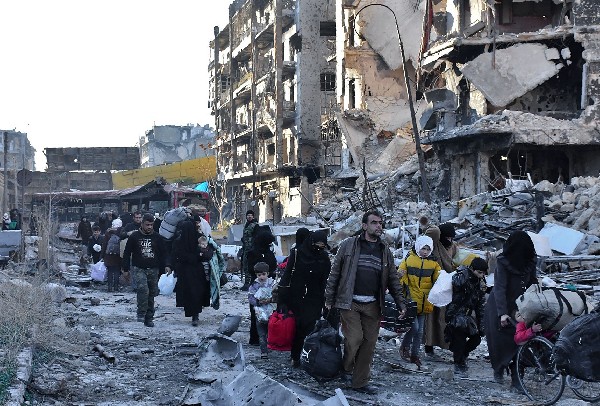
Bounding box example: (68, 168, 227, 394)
(0, 130, 36, 217)
(419, 0, 600, 200)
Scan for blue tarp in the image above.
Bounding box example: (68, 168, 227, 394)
(194, 181, 210, 192)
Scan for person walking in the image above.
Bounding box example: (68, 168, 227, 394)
(325, 210, 407, 395)
(87, 225, 104, 264)
(444, 257, 488, 376)
(278, 230, 331, 367)
(172, 220, 211, 326)
(398, 235, 441, 369)
(484, 230, 537, 392)
(122, 213, 170, 327)
(102, 220, 122, 292)
(76, 216, 93, 245)
(422, 223, 458, 357)
(240, 210, 259, 291)
(248, 262, 275, 358)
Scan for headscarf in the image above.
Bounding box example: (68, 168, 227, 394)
(424, 225, 454, 271)
(111, 218, 122, 229)
(175, 219, 199, 254)
(295, 227, 311, 247)
(415, 235, 434, 257)
(298, 230, 329, 259)
(439, 223, 456, 249)
(503, 230, 536, 271)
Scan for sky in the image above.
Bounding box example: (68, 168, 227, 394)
(0, 1, 230, 170)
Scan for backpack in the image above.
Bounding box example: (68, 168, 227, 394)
(106, 234, 120, 255)
(300, 319, 343, 381)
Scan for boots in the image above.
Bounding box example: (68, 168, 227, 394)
(410, 355, 422, 369)
(510, 363, 525, 394)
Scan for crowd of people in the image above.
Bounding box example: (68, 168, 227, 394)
(78, 206, 542, 396)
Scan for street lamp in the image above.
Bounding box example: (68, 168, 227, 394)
(353, 3, 432, 203)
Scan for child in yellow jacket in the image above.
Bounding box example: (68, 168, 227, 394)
(398, 235, 441, 368)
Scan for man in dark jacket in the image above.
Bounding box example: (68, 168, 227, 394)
(122, 213, 170, 327)
(325, 210, 407, 395)
(240, 210, 258, 291)
(87, 225, 104, 264)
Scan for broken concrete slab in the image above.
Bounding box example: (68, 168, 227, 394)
(538, 223, 586, 255)
(312, 388, 351, 406)
(526, 231, 553, 257)
(461, 43, 564, 107)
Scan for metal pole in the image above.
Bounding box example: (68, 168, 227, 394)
(2, 131, 8, 216)
(354, 4, 431, 203)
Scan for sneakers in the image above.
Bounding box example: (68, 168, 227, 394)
(454, 363, 468, 377)
(400, 347, 410, 361)
(410, 355, 423, 369)
(192, 315, 199, 327)
(493, 370, 505, 383)
(261, 353, 268, 359)
(144, 319, 155, 327)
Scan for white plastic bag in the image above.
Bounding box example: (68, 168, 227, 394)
(428, 270, 455, 307)
(254, 287, 274, 323)
(158, 273, 177, 295)
(90, 261, 107, 282)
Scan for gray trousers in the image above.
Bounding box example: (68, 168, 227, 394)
(132, 266, 159, 320)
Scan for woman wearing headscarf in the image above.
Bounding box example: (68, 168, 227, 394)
(277, 228, 311, 274)
(172, 219, 210, 326)
(422, 223, 458, 356)
(484, 230, 537, 392)
(278, 230, 332, 367)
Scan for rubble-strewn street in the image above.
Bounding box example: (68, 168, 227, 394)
(0, 272, 593, 406)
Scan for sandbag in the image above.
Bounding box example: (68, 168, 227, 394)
(516, 284, 595, 331)
(159, 207, 190, 240)
(301, 319, 342, 381)
(381, 293, 417, 333)
(553, 311, 600, 382)
(267, 310, 295, 351)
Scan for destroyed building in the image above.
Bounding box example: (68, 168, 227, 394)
(210, 0, 338, 222)
(419, 0, 600, 201)
(0, 130, 36, 213)
(139, 124, 216, 168)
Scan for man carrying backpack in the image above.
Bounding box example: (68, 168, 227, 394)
(122, 213, 170, 327)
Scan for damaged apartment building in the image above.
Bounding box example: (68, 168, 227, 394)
(418, 0, 600, 200)
(139, 124, 216, 168)
(210, 0, 338, 222)
(0, 130, 36, 214)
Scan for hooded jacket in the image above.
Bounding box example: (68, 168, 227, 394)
(398, 249, 441, 314)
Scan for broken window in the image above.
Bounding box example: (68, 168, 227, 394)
(220, 75, 230, 94)
(267, 143, 275, 155)
(348, 15, 355, 46)
(320, 21, 336, 37)
(349, 78, 356, 109)
(321, 73, 335, 92)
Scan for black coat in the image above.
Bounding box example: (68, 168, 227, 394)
(246, 230, 277, 277)
(445, 267, 487, 335)
(484, 254, 538, 372)
(172, 221, 209, 316)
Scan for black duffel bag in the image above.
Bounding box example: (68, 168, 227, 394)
(381, 291, 417, 333)
(553, 309, 600, 382)
(300, 319, 343, 381)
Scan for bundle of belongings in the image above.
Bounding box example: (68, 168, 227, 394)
(553, 305, 600, 382)
(515, 284, 596, 331)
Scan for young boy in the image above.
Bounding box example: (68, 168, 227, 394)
(248, 262, 275, 358)
(198, 235, 215, 282)
(87, 225, 104, 264)
(398, 235, 442, 369)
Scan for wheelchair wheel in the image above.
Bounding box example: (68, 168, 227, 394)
(567, 376, 600, 403)
(516, 336, 565, 405)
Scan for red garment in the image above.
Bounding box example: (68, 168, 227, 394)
(514, 321, 556, 345)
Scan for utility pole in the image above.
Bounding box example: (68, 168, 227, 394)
(2, 131, 8, 216)
(354, 3, 431, 203)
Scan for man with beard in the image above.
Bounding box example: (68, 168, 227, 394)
(325, 210, 407, 394)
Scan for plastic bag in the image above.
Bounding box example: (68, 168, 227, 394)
(255, 304, 275, 323)
(90, 261, 107, 282)
(428, 270, 455, 307)
(158, 273, 177, 295)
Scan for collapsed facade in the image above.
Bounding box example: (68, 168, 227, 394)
(139, 124, 216, 168)
(210, 0, 338, 222)
(419, 0, 600, 200)
(0, 130, 35, 214)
